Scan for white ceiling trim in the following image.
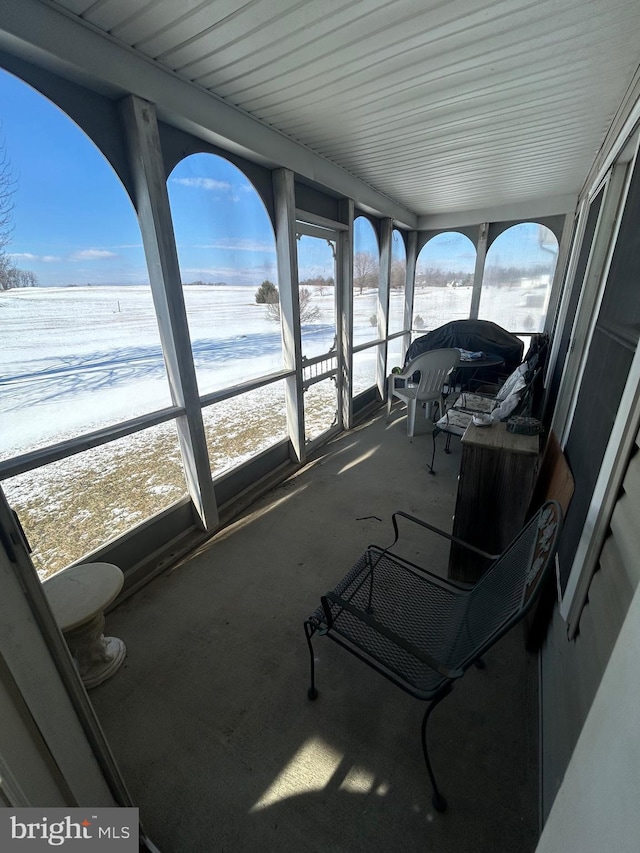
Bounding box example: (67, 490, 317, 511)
(418, 193, 577, 231)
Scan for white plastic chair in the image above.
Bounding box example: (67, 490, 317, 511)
(387, 348, 460, 437)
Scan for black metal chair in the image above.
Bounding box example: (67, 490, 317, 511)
(428, 364, 541, 474)
(304, 500, 562, 812)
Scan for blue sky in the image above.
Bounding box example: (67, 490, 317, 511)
(1, 70, 148, 286)
(0, 67, 556, 288)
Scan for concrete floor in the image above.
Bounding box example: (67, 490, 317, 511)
(91, 408, 540, 853)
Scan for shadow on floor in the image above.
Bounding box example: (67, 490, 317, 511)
(91, 410, 539, 853)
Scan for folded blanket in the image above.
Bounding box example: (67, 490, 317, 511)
(457, 349, 485, 361)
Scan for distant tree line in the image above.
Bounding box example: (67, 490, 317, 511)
(184, 280, 228, 287)
(255, 255, 407, 310)
(0, 262, 38, 290)
(482, 262, 552, 286)
(416, 262, 552, 289)
(0, 136, 39, 291)
(416, 266, 473, 288)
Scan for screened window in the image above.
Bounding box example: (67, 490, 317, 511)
(167, 153, 281, 394)
(388, 229, 407, 334)
(3, 422, 187, 579)
(296, 233, 337, 359)
(202, 382, 288, 479)
(415, 233, 476, 330)
(352, 216, 380, 346)
(0, 69, 171, 463)
(479, 223, 558, 332)
(0, 69, 189, 580)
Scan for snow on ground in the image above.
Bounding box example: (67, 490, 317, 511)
(0, 285, 381, 575)
(0, 281, 542, 577)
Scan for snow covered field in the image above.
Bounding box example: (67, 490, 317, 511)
(0, 281, 542, 577)
(0, 284, 398, 458)
(0, 284, 389, 576)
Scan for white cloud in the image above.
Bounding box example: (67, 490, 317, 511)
(172, 177, 232, 192)
(8, 252, 38, 261)
(9, 252, 63, 263)
(195, 238, 275, 253)
(70, 249, 118, 261)
(182, 263, 276, 285)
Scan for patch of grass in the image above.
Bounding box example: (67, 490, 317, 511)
(5, 383, 337, 579)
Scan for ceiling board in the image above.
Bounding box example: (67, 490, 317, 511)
(45, 0, 640, 215)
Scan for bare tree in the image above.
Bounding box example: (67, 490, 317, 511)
(265, 286, 321, 324)
(0, 137, 16, 291)
(300, 275, 334, 296)
(353, 251, 378, 295)
(0, 137, 15, 252)
(390, 259, 406, 290)
(0, 135, 38, 291)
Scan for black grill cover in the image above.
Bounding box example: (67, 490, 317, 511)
(404, 320, 524, 372)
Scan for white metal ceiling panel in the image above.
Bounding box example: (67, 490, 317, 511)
(41, 0, 640, 216)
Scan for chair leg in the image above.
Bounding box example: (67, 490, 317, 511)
(386, 379, 394, 421)
(428, 427, 439, 475)
(304, 621, 318, 700)
(407, 399, 416, 437)
(421, 686, 452, 812)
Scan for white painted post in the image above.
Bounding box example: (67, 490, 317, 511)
(119, 95, 218, 530)
(469, 222, 489, 319)
(377, 218, 393, 400)
(338, 198, 355, 429)
(404, 231, 418, 359)
(272, 168, 305, 463)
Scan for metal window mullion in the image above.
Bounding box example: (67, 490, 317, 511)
(540, 210, 579, 422)
(119, 95, 218, 531)
(469, 222, 488, 319)
(199, 369, 293, 408)
(273, 168, 305, 463)
(338, 198, 355, 429)
(377, 218, 392, 399)
(0, 406, 184, 481)
(544, 212, 574, 342)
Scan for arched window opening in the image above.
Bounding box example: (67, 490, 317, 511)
(387, 229, 408, 373)
(388, 230, 407, 334)
(415, 232, 476, 332)
(0, 69, 184, 579)
(167, 153, 288, 479)
(479, 223, 558, 333)
(167, 153, 280, 394)
(0, 71, 171, 456)
(352, 216, 380, 395)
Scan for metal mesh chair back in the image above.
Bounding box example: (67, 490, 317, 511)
(454, 501, 561, 666)
(304, 499, 562, 810)
(307, 502, 561, 700)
